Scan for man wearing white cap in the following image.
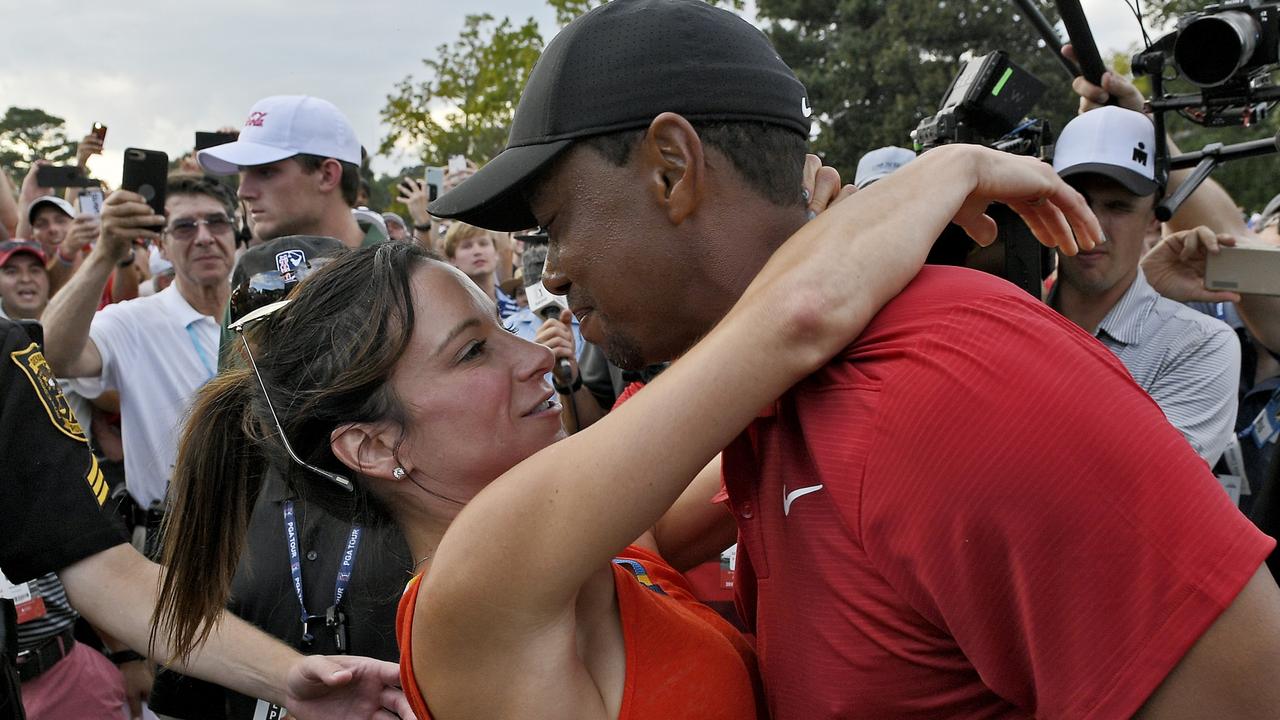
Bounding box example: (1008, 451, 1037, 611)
(853, 146, 915, 189)
(1050, 106, 1240, 465)
(198, 96, 368, 249)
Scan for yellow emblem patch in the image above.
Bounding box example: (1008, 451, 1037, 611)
(10, 343, 87, 442)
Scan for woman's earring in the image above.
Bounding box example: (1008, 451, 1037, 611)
(393, 467, 407, 480)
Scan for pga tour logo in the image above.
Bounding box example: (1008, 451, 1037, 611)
(275, 250, 306, 281)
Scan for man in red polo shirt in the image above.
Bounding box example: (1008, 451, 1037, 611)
(428, 2, 1280, 717)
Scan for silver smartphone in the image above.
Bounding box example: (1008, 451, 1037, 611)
(1205, 245, 1280, 296)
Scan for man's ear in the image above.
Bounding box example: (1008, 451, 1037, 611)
(330, 422, 401, 482)
(639, 112, 704, 224)
(316, 158, 345, 196)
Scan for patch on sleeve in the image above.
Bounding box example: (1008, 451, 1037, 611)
(10, 343, 87, 442)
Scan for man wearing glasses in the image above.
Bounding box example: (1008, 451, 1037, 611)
(42, 174, 239, 555)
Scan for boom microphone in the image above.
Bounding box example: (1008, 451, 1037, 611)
(1055, 0, 1108, 87)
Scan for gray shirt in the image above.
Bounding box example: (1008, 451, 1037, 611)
(1090, 269, 1241, 464)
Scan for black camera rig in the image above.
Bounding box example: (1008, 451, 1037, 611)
(1013, 0, 1280, 222)
(912, 50, 1058, 298)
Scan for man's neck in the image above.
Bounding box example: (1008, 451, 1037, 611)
(293, 203, 364, 249)
(175, 276, 230, 318)
(0, 300, 38, 322)
(1053, 269, 1137, 336)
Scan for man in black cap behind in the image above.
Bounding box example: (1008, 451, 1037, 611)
(430, 1, 1280, 717)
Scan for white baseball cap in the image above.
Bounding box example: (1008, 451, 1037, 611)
(854, 146, 916, 189)
(1053, 106, 1159, 197)
(27, 196, 75, 223)
(198, 96, 361, 175)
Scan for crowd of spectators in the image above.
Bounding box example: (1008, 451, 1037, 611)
(2, 0, 1280, 718)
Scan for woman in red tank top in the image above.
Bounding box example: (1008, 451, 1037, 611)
(152, 145, 1094, 719)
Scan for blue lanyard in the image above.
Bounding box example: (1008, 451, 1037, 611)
(184, 322, 216, 381)
(282, 500, 362, 625)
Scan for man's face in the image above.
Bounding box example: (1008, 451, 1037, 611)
(1057, 175, 1156, 298)
(0, 254, 49, 320)
(387, 222, 408, 242)
(529, 144, 708, 370)
(449, 234, 498, 279)
(30, 206, 72, 254)
(161, 194, 237, 289)
(237, 158, 327, 241)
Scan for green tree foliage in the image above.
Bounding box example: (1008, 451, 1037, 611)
(380, 13, 543, 166)
(756, 1, 1080, 176)
(0, 106, 76, 172)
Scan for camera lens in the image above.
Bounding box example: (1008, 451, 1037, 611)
(1174, 11, 1261, 87)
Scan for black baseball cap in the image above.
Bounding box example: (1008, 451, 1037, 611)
(428, 0, 812, 232)
(229, 235, 347, 323)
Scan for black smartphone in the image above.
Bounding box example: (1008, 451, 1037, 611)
(91, 123, 108, 142)
(35, 165, 99, 188)
(121, 148, 169, 226)
(194, 131, 238, 151)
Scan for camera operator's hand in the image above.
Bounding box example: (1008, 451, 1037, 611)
(98, 190, 163, 264)
(397, 178, 432, 228)
(1142, 226, 1243, 303)
(1063, 45, 1146, 114)
(535, 308, 580, 378)
(802, 154, 856, 219)
(76, 133, 104, 169)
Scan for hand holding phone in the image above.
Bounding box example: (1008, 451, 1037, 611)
(98, 187, 165, 263)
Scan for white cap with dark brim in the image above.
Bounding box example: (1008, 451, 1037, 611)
(1053, 106, 1159, 197)
(27, 196, 76, 223)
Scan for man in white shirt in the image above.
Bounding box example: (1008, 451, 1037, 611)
(42, 175, 238, 523)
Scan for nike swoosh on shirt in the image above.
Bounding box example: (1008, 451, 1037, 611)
(783, 484, 824, 516)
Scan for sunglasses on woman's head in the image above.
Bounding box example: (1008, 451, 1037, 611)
(231, 301, 354, 492)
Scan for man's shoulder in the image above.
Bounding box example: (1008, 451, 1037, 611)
(849, 265, 1062, 351)
(1149, 293, 1237, 344)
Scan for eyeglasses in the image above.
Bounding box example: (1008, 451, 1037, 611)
(165, 215, 234, 242)
(228, 259, 327, 327)
(230, 301, 354, 493)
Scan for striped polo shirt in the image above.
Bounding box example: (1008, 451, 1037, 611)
(1085, 269, 1241, 464)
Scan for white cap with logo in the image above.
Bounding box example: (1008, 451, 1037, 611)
(198, 95, 361, 176)
(27, 195, 76, 223)
(854, 146, 916, 189)
(1053, 106, 1159, 197)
